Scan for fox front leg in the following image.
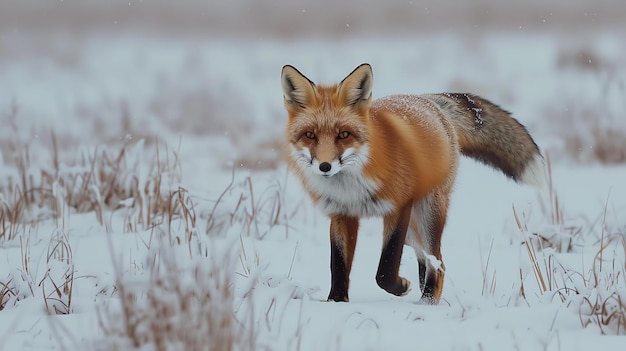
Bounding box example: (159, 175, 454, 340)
(327, 215, 359, 302)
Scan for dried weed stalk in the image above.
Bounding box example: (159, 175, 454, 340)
(96, 242, 256, 351)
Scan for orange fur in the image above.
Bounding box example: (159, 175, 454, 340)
(363, 107, 453, 209)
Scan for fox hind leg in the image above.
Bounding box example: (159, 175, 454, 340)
(408, 193, 449, 304)
(407, 232, 441, 303)
(416, 251, 427, 292)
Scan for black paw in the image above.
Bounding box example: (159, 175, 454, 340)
(327, 291, 349, 302)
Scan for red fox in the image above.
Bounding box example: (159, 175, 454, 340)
(281, 63, 543, 304)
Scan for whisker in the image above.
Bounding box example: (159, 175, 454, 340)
(340, 153, 365, 167)
(293, 154, 312, 168)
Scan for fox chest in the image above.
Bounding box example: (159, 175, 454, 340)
(303, 171, 394, 217)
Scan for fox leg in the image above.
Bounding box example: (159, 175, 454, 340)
(419, 245, 445, 304)
(406, 226, 429, 294)
(327, 215, 359, 302)
(376, 205, 412, 296)
(417, 253, 427, 292)
(408, 193, 448, 304)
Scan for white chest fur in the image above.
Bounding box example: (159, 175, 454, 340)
(303, 169, 393, 217)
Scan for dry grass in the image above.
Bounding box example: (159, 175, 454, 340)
(95, 213, 257, 351)
(95, 250, 252, 350)
(0, 269, 33, 311)
(0, 131, 182, 242)
(530, 154, 586, 252)
(479, 238, 498, 298)
(0, 129, 265, 346)
(0, 122, 183, 318)
(0, 229, 75, 314)
(577, 234, 626, 335)
(0, 121, 273, 349)
(205, 170, 295, 239)
(515, 215, 626, 335)
(39, 229, 74, 315)
(513, 167, 626, 334)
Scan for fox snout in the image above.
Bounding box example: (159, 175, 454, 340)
(290, 147, 338, 177)
(319, 162, 332, 173)
(290, 142, 368, 178)
(311, 147, 366, 177)
(312, 157, 340, 177)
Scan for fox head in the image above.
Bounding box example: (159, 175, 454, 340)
(281, 64, 373, 179)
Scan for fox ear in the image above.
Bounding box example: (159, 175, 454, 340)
(337, 63, 373, 109)
(281, 65, 316, 111)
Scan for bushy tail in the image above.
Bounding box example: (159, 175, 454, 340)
(423, 93, 544, 185)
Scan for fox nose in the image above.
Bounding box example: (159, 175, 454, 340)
(319, 162, 332, 173)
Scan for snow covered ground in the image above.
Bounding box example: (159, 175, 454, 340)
(1, 28, 625, 350)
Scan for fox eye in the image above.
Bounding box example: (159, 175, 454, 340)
(338, 131, 350, 139)
(304, 131, 316, 139)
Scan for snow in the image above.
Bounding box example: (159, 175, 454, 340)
(1, 26, 626, 350)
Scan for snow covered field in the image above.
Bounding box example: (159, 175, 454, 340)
(1, 20, 625, 351)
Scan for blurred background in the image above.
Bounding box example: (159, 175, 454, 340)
(1, 0, 625, 169)
(1, 0, 622, 36)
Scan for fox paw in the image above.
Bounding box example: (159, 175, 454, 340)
(417, 294, 438, 305)
(377, 275, 411, 296)
(399, 277, 411, 296)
